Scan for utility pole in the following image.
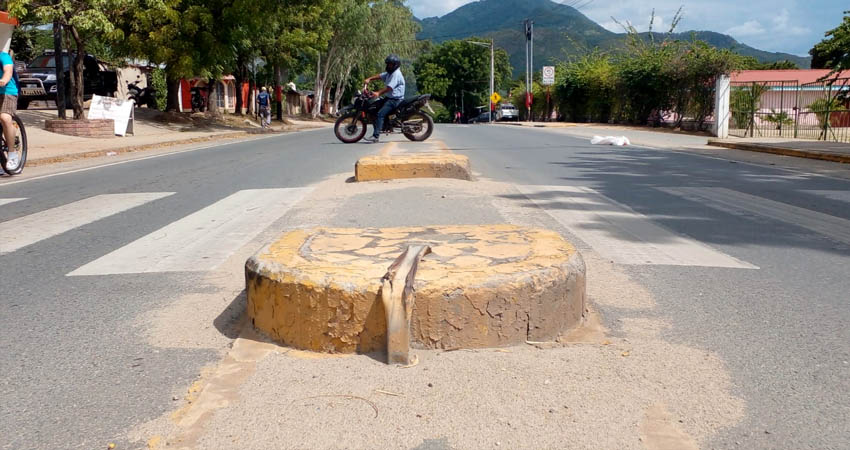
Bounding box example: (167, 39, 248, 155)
(467, 40, 495, 124)
(524, 19, 533, 122)
(490, 39, 494, 124)
(52, 21, 66, 119)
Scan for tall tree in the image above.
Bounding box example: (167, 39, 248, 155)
(118, 0, 234, 112)
(313, 0, 420, 117)
(414, 38, 513, 118)
(810, 11, 850, 77)
(9, 0, 130, 119)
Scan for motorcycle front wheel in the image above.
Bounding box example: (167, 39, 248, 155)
(402, 112, 434, 142)
(334, 112, 368, 143)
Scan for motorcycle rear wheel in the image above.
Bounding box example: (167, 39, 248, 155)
(334, 112, 368, 143)
(402, 112, 434, 142)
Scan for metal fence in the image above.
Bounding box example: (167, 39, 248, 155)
(796, 77, 850, 143)
(729, 81, 798, 138)
(729, 78, 850, 143)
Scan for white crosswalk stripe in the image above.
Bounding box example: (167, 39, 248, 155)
(0, 193, 173, 255)
(68, 188, 311, 276)
(0, 198, 26, 207)
(518, 185, 757, 268)
(659, 187, 850, 246)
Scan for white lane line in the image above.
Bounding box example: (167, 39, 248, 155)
(806, 190, 850, 203)
(0, 193, 174, 255)
(518, 185, 757, 268)
(659, 187, 850, 246)
(0, 198, 25, 206)
(68, 188, 312, 276)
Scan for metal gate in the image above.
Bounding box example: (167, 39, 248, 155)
(797, 77, 850, 143)
(729, 81, 798, 138)
(729, 78, 850, 143)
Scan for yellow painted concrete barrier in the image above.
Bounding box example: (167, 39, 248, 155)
(355, 154, 472, 181)
(245, 225, 586, 353)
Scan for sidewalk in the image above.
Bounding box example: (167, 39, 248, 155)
(707, 137, 850, 164)
(17, 108, 331, 166)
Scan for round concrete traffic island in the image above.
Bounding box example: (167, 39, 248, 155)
(245, 225, 586, 353)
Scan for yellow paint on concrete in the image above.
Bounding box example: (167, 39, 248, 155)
(355, 154, 472, 181)
(245, 225, 586, 353)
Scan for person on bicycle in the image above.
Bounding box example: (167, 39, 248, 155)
(362, 54, 405, 143)
(0, 48, 19, 171)
(256, 86, 271, 128)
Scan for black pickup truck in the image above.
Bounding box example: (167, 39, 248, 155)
(16, 51, 118, 109)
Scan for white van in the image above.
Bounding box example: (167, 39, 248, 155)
(496, 103, 519, 121)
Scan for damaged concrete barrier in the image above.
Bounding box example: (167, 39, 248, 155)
(245, 225, 586, 353)
(355, 154, 472, 181)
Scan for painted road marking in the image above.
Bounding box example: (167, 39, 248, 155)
(659, 187, 850, 246)
(0, 198, 26, 207)
(0, 193, 174, 255)
(518, 185, 757, 268)
(68, 188, 312, 276)
(806, 190, 850, 203)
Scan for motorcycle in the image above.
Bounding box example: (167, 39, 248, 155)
(334, 86, 434, 143)
(190, 86, 206, 113)
(126, 78, 158, 109)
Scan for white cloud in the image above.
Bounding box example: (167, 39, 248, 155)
(725, 20, 767, 36)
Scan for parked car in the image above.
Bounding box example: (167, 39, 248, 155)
(16, 50, 118, 110)
(496, 103, 519, 121)
(470, 112, 491, 123)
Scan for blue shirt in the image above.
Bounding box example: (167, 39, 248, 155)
(0, 52, 17, 97)
(257, 91, 270, 107)
(380, 70, 405, 99)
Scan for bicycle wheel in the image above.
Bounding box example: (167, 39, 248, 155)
(0, 115, 27, 175)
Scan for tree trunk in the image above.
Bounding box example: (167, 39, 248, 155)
(246, 79, 254, 116)
(208, 80, 220, 117)
(165, 75, 180, 112)
(234, 65, 244, 116)
(69, 25, 85, 120)
(274, 64, 282, 120)
(52, 21, 66, 119)
(312, 55, 322, 118)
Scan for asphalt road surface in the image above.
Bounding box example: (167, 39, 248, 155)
(1, 124, 848, 449)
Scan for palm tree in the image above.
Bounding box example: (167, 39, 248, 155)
(808, 96, 847, 140)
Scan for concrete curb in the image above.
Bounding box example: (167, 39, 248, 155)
(707, 139, 850, 164)
(355, 154, 472, 181)
(245, 226, 586, 353)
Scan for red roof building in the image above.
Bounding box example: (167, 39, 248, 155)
(731, 69, 850, 84)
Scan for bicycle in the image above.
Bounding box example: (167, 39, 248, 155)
(0, 114, 26, 175)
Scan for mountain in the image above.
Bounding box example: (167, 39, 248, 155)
(416, 0, 810, 74)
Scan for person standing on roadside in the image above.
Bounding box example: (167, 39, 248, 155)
(0, 48, 19, 171)
(256, 86, 271, 128)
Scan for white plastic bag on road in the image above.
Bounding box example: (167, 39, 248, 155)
(591, 135, 631, 146)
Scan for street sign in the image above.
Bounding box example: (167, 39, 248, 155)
(542, 66, 555, 85)
(490, 92, 502, 104)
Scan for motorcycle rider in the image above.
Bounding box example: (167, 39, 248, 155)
(362, 54, 405, 143)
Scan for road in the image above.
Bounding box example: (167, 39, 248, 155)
(1, 124, 848, 449)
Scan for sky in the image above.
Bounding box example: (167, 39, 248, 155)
(406, 0, 847, 56)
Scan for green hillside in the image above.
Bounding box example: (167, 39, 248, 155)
(417, 0, 810, 75)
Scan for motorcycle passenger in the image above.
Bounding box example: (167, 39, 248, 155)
(362, 54, 405, 143)
(256, 86, 271, 128)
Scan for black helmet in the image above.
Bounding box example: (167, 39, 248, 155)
(385, 54, 401, 73)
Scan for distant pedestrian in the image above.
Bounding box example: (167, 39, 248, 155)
(257, 86, 271, 128)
